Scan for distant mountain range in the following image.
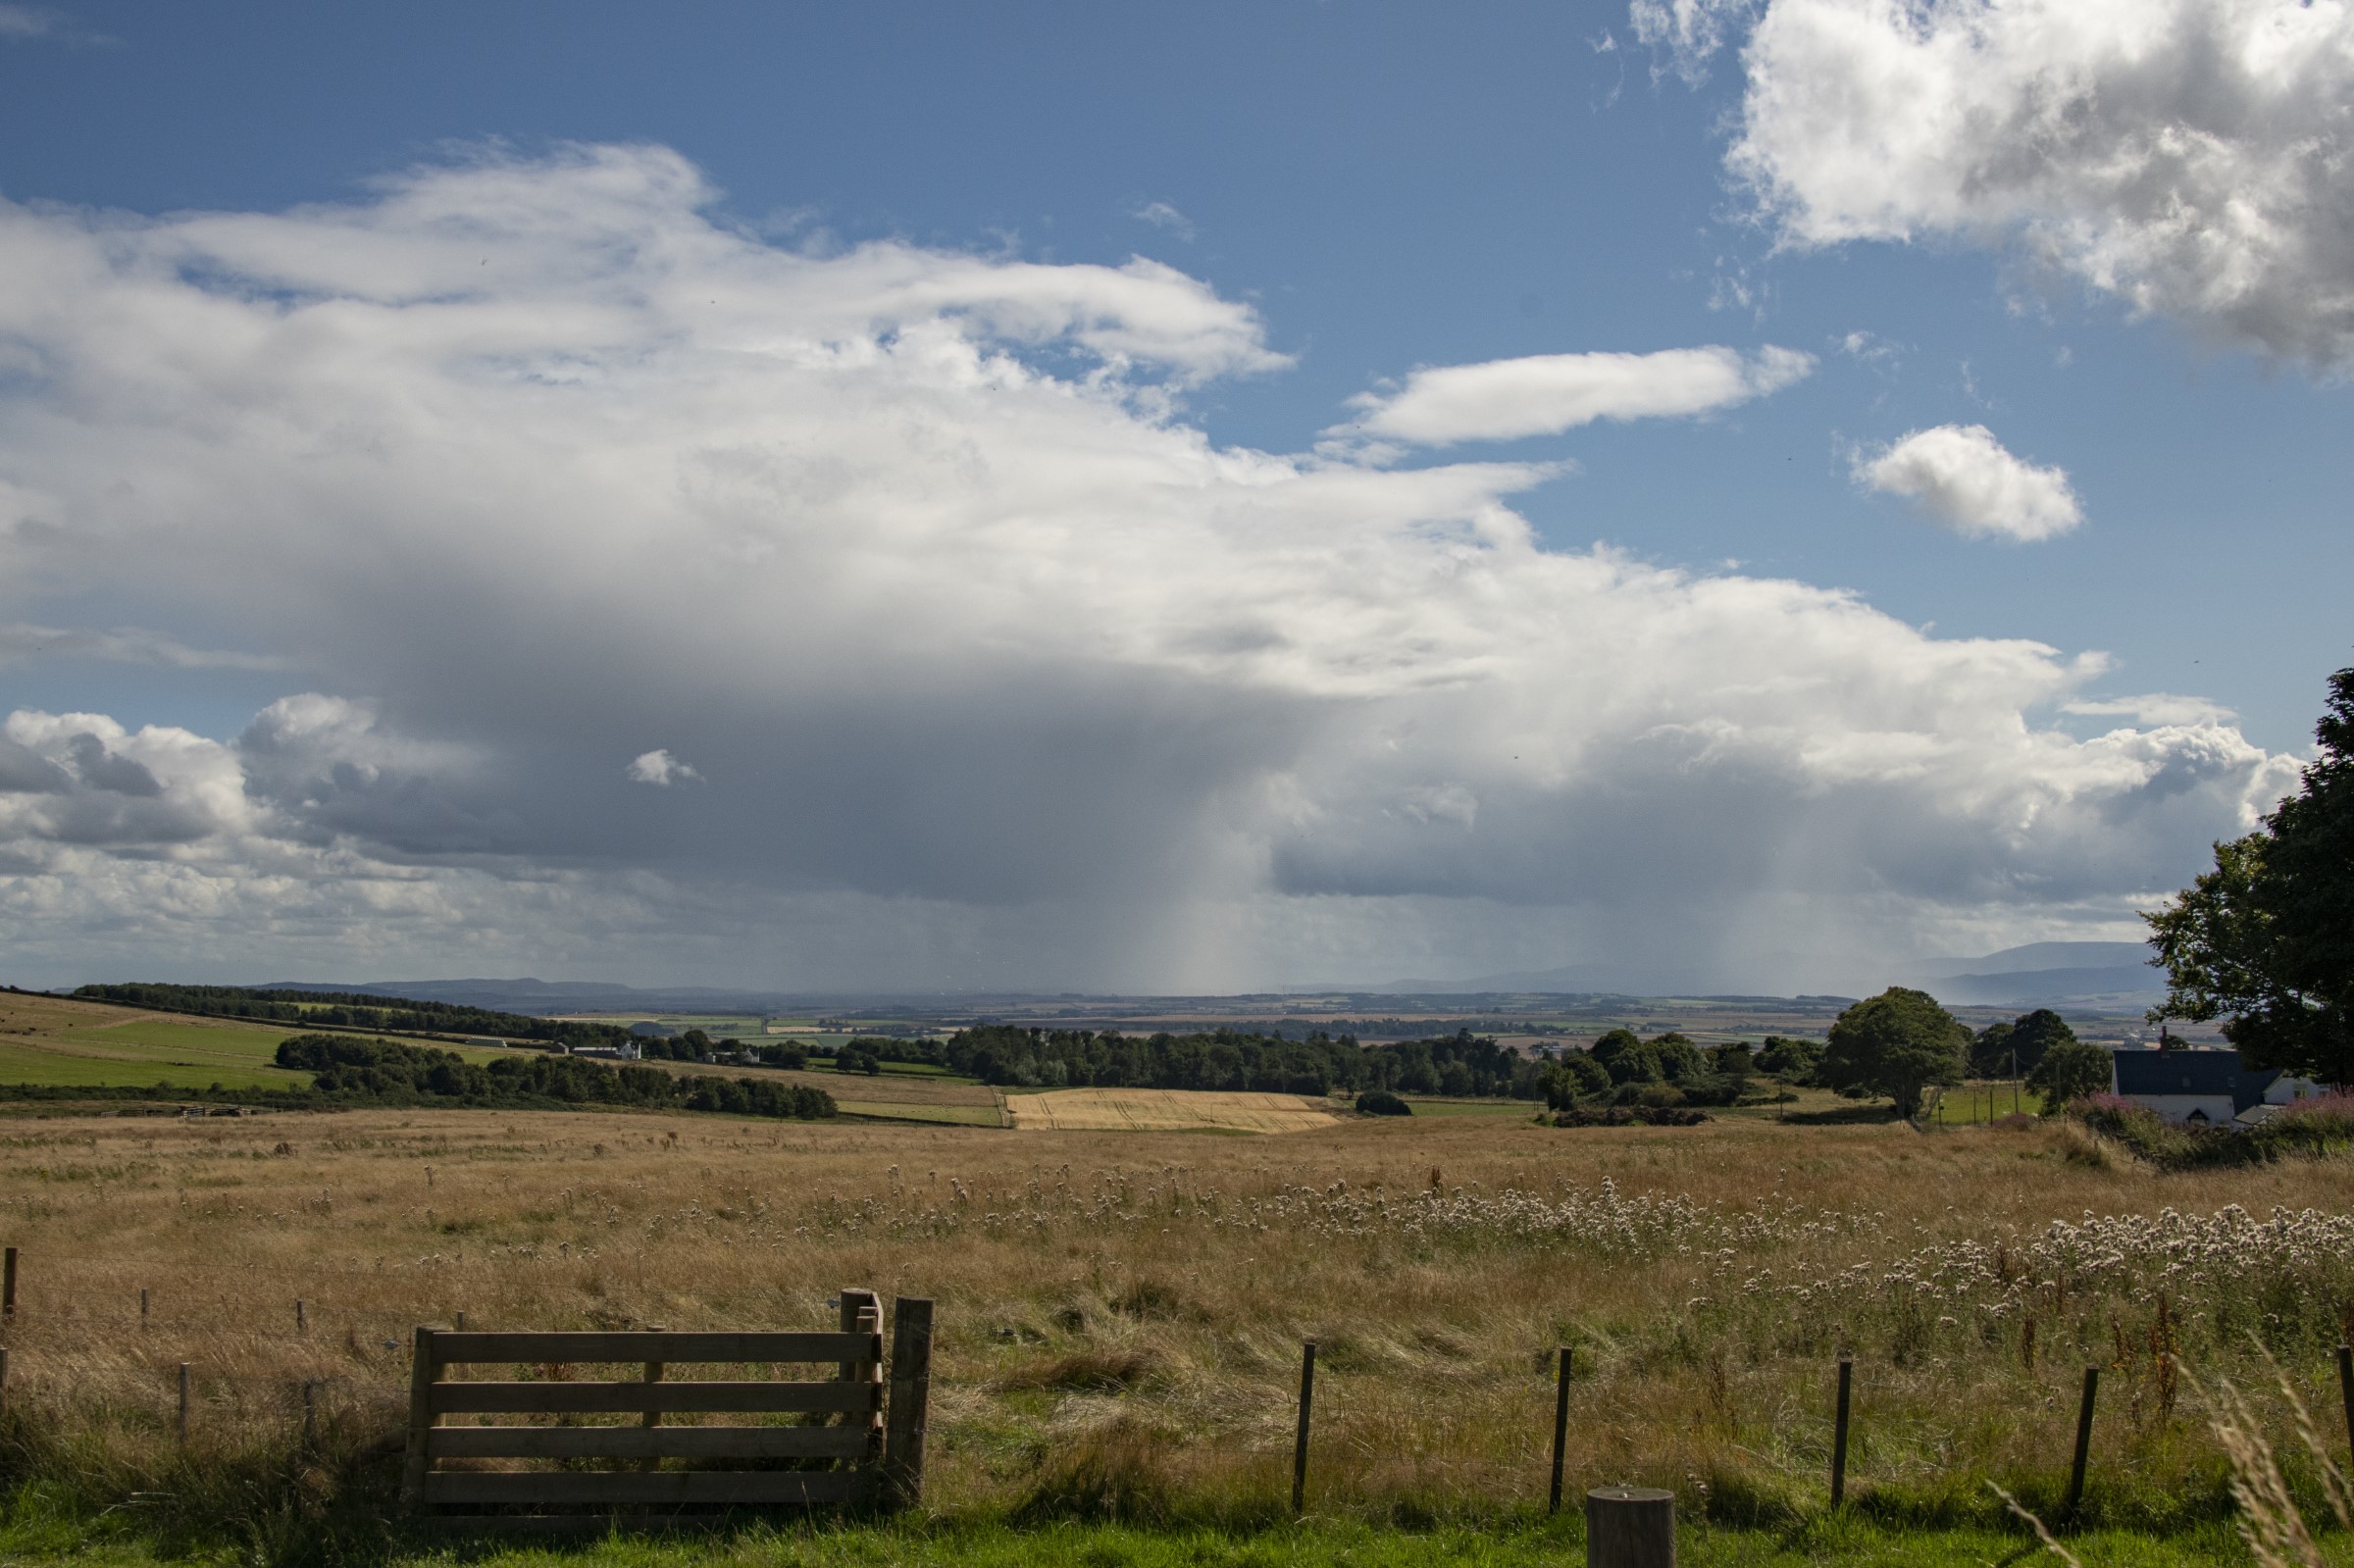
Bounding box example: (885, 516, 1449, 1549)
(1306, 939, 2166, 1007)
(248, 937, 2169, 1019)
(1905, 940, 2165, 1007)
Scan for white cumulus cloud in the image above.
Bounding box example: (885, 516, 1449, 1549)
(628, 749, 701, 786)
(0, 144, 2292, 990)
(1855, 424, 2083, 541)
(1342, 344, 1815, 446)
(1683, 0, 2354, 368)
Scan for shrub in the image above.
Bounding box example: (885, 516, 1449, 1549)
(1355, 1088, 1412, 1116)
(1552, 1104, 1709, 1128)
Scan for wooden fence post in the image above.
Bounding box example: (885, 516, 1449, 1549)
(295, 1299, 306, 1335)
(2336, 1344, 2352, 1476)
(1586, 1486, 1675, 1568)
(1292, 1340, 1317, 1515)
(2066, 1366, 2099, 1515)
(1831, 1355, 1853, 1507)
(639, 1323, 668, 1474)
(1549, 1346, 1572, 1514)
(841, 1290, 884, 1458)
(3, 1245, 16, 1317)
(399, 1326, 439, 1515)
(140, 1288, 149, 1327)
(177, 1363, 191, 1446)
(0, 1345, 9, 1412)
(884, 1296, 935, 1507)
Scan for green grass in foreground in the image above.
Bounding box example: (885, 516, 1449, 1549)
(0, 1509, 2323, 1568)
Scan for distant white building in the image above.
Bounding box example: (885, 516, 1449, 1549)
(2110, 1048, 2325, 1127)
(563, 1041, 641, 1061)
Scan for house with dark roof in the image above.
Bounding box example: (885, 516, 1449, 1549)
(2109, 1048, 2324, 1127)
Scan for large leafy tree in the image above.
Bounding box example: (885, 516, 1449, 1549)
(2025, 1037, 2113, 1114)
(1820, 986, 1969, 1117)
(2147, 664, 2354, 1086)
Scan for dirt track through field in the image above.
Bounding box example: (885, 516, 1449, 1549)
(1005, 1087, 1339, 1133)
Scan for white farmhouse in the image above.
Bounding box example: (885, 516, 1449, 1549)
(2109, 1048, 2326, 1127)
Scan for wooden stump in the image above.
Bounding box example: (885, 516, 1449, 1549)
(1586, 1487, 1675, 1568)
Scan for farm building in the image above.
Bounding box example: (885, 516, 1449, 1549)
(2108, 1047, 2325, 1127)
(564, 1041, 641, 1061)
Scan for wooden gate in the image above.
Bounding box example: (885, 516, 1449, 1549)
(400, 1290, 931, 1520)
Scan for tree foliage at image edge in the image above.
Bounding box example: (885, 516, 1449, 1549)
(2148, 663, 2354, 1085)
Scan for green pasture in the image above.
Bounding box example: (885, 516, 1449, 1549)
(0, 1019, 311, 1091)
(0, 1505, 2310, 1568)
(0, 1020, 520, 1094)
(1926, 1081, 2035, 1126)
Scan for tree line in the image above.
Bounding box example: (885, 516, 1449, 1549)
(272, 1036, 836, 1119)
(933, 1025, 1554, 1098)
(74, 983, 639, 1052)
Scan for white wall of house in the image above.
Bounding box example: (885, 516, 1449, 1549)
(2127, 1093, 2237, 1126)
(2260, 1075, 2326, 1105)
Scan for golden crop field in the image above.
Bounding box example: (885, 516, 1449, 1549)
(1005, 1088, 1340, 1133)
(0, 1100, 2346, 1545)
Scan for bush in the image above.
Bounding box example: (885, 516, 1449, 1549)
(2027, 1037, 2114, 1113)
(1355, 1088, 1412, 1116)
(1552, 1104, 1710, 1128)
(2069, 1089, 2354, 1169)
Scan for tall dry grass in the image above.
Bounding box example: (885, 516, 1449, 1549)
(0, 1105, 2348, 1545)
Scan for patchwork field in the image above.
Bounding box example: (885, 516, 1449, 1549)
(0, 991, 312, 1090)
(0, 991, 532, 1093)
(1005, 1087, 1341, 1132)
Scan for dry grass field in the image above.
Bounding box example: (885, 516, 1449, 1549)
(0, 1101, 2347, 1556)
(1005, 1088, 1339, 1133)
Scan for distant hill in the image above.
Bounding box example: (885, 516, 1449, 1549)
(1911, 940, 2154, 980)
(1908, 941, 2163, 1007)
(254, 978, 807, 1016)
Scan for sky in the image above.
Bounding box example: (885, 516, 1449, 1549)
(0, 0, 2347, 994)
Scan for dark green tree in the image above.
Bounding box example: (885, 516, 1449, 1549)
(1819, 987, 1968, 1118)
(2148, 663, 2354, 1086)
(1970, 1020, 2016, 1077)
(1755, 1036, 1821, 1083)
(2025, 1037, 2114, 1114)
(2006, 1010, 2076, 1075)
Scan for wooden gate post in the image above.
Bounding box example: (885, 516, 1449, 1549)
(841, 1290, 884, 1459)
(1586, 1486, 1674, 1568)
(639, 1323, 668, 1474)
(399, 1326, 440, 1515)
(884, 1296, 935, 1507)
(3, 1245, 16, 1316)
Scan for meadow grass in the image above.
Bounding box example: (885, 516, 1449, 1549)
(0, 1104, 2347, 1562)
(0, 1503, 2324, 1568)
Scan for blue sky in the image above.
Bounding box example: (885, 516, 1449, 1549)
(0, 0, 2345, 991)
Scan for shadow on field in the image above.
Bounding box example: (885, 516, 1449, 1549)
(1773, 1103, 1903, 1125)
